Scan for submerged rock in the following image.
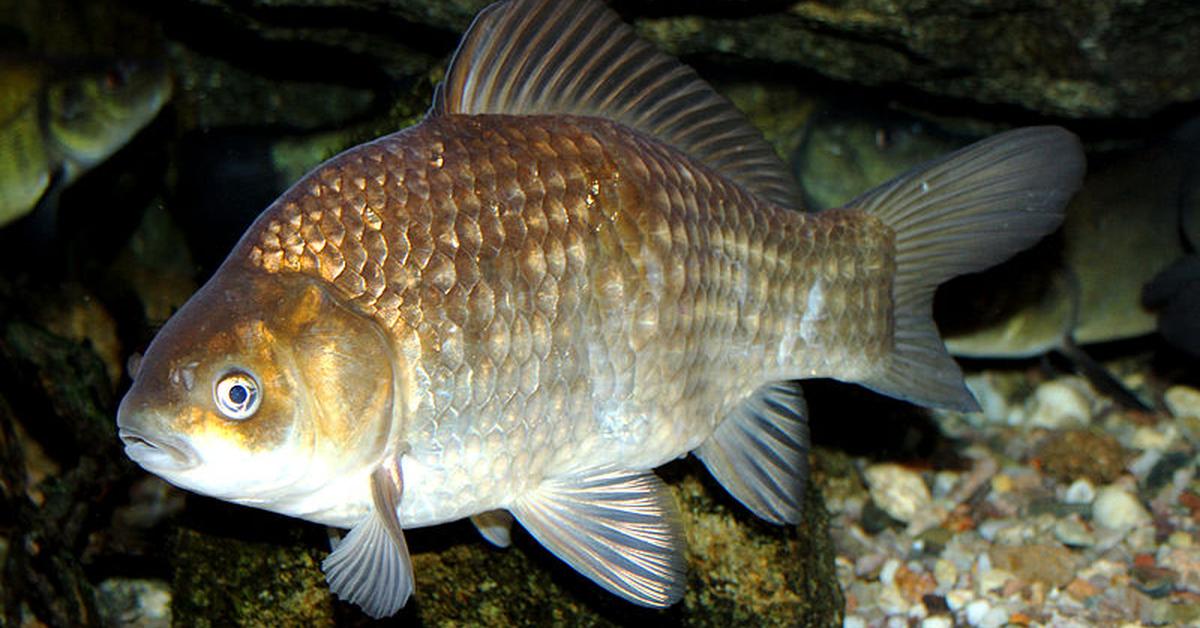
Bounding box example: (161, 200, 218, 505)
(168, 466, 842, 626)
(638, 1, 1200, 118)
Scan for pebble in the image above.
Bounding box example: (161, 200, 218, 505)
(976, 566, 1014, 594)
(844, 615, 867, 628)
(945, 589, 973, 611)
(980, 606, 1010, 628)
(1131, 425, 1175, 450)
(1036, 429, 1127, 484)
(864, 463, 932, 524)
(991, 544, 1076, 587)
(1165, 385, 1200, 418)
(977, 519, 1012, 542)
(934, 558, 958, 589)
(1054, 516, 1097, 548)
(921, 617, 953, 628)
(965, 374, 1010, 422)
(1027, 379, 1092, 428)
(964, 599, 992, 626)
(879, 558, 901, 585)
(96, 579, 171, 628)
(1092, 485, 1151, 530)
(1063, 478, 1096, 504)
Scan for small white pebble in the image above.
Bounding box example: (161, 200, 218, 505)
(921, 617, 953, 628)
(879, 558, 901, 585)
(1063, 478, 1096, 504)
(934, 558, 958, 589)
(977, 519, 1011, 542)
(855, 553, 887, 578)
(843, 615, 867, 628)
(864, 463, 932, 523)
(1165, 385, 1200, 418)
(1026, 379, 1092, 428)
(877, 583, 910, 615)
(932, 471, 960, 500)
(1131, 425, 1175, 450)
(965, 599, 991, 626)
(945, 589, 973, 611)
(1129, 449, 1163, 480)
(1092, 485, 1150, 530)
(980, 606, 1010, 628)
(965, 374, 1009, 422)
(1054, 516, 1097, 547)
(977, 567, 1014, 594)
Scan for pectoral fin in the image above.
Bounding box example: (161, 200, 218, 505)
(322, 460, 414, 618)
(471, 509, 514, 548)
(510, 468, 685, 607)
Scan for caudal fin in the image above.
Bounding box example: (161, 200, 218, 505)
(851, 126, 1086, 411)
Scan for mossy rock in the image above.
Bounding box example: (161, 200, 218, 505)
(170, 462, 842, 626)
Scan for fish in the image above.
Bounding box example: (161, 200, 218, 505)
(115, 0, 1085, 617)
(0, 54, 171, 227)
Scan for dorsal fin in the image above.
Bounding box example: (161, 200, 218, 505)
(431, 0, 802, 209)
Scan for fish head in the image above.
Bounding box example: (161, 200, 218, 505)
(117, 261, 397, 508)
(47, 57, 172, 172)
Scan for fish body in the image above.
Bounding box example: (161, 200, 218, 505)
(241, 112, 893, 528)
(116, 0, 1085, 617)
(0, 55, 171, 226)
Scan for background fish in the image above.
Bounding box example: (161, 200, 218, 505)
(115, 0, 1085, 617)
(0, 54, 171, 227)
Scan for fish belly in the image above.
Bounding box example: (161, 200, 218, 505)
(244, 114, 895, 527)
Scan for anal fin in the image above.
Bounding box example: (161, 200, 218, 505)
(695, 382, 810, 525)
(471, 509, 514, 548)
(322, 460, 414, 618)
(510, 468, 685, 607)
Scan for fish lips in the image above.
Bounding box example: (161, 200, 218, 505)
(118, 426, 199, 473)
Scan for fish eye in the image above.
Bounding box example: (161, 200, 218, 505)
(213, 370, 261, 420)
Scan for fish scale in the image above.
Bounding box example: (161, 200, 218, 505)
(243, 113, 894, 513)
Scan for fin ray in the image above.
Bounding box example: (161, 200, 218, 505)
(433, 0, 802, 208)
(321, 461, 414, 618)
(850, 127, 1085, 410)
(510, 468, 685, 607)
(695, 383, 809, 524)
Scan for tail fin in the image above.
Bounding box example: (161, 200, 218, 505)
(851, 126, 1086, 411)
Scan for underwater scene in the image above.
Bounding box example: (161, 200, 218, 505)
(2, 0, 1200, 625)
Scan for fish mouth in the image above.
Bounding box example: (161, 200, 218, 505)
(119, 428, 199, 472)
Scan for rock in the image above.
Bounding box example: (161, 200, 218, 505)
(168, 466, 844, 626)
(794, 111, 953, 210)
(964, 599, 991, 626)
(1092, 485, 1151, 530)
(921, 617, 953, 628)
(1165, 385, 1200, 419)
(639, 1, 1200, 118)
(863, 463, 933, 525)
(1063, 479, 1096, 504)
(1025, 379, 1093, 429)
(94, 0, 1200, 120)
(1053, 516, 1097, 548)
(933, 559, 958, 590)
(1131, 425, 1176, 451)
(1160, 547, 1200, 594)
(990, 544, 1077, 588)
(95, 579, 172, 628)
(1034, 429, 1127, 484)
